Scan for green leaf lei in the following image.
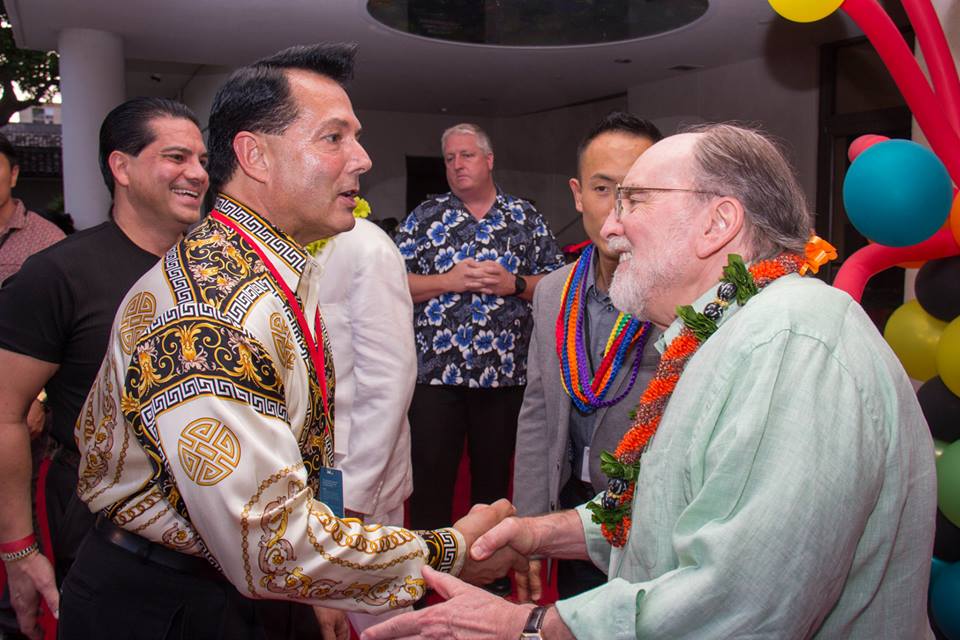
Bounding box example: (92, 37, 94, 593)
(585, 253, 796, 538)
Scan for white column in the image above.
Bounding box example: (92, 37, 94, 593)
(58, 28, 124, 230)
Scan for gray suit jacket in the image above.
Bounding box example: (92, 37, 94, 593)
(513, 262, 660, 516)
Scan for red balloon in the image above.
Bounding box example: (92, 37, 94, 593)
(833, 227, 960, 302)
(842, 0, 960, 185)
(848, 134, 890, 162)
(901, 0, 960, 134)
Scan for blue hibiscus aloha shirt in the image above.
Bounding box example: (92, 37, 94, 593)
(396, 189, 564, 388)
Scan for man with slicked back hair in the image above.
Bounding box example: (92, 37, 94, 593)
(0, 97, 207, 640)
(62, 44, 525, 640)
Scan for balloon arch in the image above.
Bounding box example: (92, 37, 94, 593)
(771, 0, 960, 636)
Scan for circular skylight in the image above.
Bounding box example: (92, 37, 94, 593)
(367, 1, 709, 47)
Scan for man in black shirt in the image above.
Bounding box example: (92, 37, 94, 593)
(0, 97, 208, 640)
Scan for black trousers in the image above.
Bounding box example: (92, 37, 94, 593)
(45, 454, 95, 583)
(59, 529, 320, 640)
(407, 384, 525, 530)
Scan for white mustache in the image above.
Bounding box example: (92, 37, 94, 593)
(607, 236, 633, 258)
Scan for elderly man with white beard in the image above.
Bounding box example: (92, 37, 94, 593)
(363, 123, 937, 640)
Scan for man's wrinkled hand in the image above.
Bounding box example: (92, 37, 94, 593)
(453, 499, 529, 585)
(470, 515, 539, 563)
(7, 551, 58, 640)
(515, 557, 543, 603)
(361, 566, 530, 640)
(452, 499, 516, 548)
(459, 542, 527, 586)
(313, 605, 350, 640)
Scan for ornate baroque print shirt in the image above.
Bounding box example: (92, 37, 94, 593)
(395, 189, 564, 387)
(76, 195, 466, 612)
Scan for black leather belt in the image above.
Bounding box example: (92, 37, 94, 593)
(94, 514, 222, 580)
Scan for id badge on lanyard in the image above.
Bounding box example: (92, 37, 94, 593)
(211, 211, 342, 513)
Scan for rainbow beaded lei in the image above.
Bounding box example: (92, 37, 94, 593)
(587, 252, 807, 546)
(556, 244, 653, 413)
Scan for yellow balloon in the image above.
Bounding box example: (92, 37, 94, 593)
(768, 0, 844, 23)
(883, 299, 947, 381)
(935, 439, 948, 460)
(937, 317, 960, 395)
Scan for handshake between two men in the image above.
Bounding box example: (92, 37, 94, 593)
(362, 500, 584, 640)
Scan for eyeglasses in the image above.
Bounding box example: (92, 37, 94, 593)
(614, 185, 721, 221)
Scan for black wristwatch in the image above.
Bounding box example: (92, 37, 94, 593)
(513, 275, 527, 296)
(519, 606, 547, 639)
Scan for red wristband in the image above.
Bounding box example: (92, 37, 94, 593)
(0, 534, 36, 554)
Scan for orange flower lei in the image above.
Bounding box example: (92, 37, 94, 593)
(588, 253, 806, 546)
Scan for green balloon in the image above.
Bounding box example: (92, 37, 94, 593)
(937, 440, 960, 527)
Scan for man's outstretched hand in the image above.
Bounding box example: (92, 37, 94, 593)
(451, 500, 528, 585)
(361, 566, 530, 639)
(514, 558, 543, 603)
(470, 514, 539, 562)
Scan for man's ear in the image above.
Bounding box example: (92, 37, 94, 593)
(232, 131, 270, 184)
(486, 152, 494, 171)
(695, 197, 744, 259)
(569, 177, 584, 214)
(108, 151, 131, 189)
(10, 164, 19, 189)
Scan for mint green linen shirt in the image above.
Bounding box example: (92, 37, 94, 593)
(555, 274, 936, 639)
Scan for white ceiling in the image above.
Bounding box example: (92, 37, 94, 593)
(9, 0, 865, 116)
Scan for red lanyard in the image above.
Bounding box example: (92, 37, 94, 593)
(210, 211, 330, 421)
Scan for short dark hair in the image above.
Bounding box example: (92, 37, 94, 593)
(207, 43, 358, 193)
(576, 111, 663, 176)
(99, 97, 200, 196)
(0, 133, 18, 169)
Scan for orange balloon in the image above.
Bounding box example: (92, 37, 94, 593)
(950, 192, 960, 247)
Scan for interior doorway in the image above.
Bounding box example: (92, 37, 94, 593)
(816, 33, 913, 329)
(406, 155, 448, 215)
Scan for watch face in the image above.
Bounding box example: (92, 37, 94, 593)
(522, 606, 547, 636)
(515, 275, 527, 294)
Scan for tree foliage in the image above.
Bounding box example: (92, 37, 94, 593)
(0, 1, 59, 125)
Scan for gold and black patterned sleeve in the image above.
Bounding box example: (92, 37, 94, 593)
(415, 527, 466, 576)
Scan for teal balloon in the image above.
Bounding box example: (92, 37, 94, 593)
(938, 440, 960, 527)
(931, 560, 960, 638)
(932, 556, 948, 586)
(842, 139, 952, 247)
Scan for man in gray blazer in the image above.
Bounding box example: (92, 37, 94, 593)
(512, 113, 663, 600)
